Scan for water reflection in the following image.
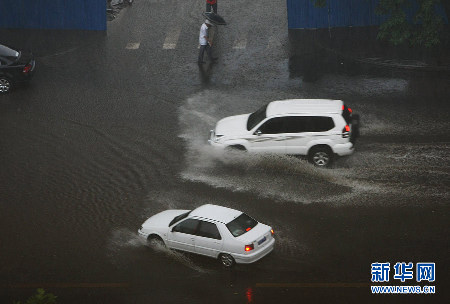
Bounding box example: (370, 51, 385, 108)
(246, 287, 254, 303)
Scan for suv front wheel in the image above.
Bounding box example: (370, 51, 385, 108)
(308, 146, 333, 168)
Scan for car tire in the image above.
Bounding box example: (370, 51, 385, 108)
(225, 145, 247, 152)
(0, 76, 12, 94)
(219, 253, 235, 268)
(147, 235, 165, 248)
(308, 146, 333, 168)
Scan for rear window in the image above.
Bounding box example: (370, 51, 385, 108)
(0, 45, 19, 64)
(342, 105, 352, 124)
(284, 116, 335, 133)
(247, 103, 268, 131)
(226, 213, 258, 237)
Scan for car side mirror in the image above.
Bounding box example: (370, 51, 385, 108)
(255, 130, 262, 136)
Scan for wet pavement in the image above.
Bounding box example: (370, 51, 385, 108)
(1, 0, 449, 303)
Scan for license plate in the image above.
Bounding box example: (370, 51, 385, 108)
(258, 236, 267, 245)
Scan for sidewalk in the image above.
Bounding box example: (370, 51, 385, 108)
(288, 26, 450, 78)
(0, 28, 105, 58)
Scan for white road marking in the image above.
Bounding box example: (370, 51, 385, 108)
(233, 32, 248, 49)
(125, 42, 140, 50)
(267, 35, 281, 49)
(163, 27, 182, 49)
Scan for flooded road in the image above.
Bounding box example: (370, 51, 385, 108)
(1, 0, 449, 303)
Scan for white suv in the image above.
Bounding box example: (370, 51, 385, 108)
(208, 99, 359, 167)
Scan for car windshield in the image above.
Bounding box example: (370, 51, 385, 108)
(0, 45, 20, 64)
(247, 103, 268, 131)
(169, 211, 191, 227)
(226, 213, 258, 237)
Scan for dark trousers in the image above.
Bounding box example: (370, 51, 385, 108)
(206, 3, 217, 14)
(198, 44, 213, 62)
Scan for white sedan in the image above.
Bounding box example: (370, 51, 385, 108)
(138, 204, 275, 267)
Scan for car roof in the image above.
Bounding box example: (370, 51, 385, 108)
(266, 99, 343, 117)
(190, 204, 242, 224)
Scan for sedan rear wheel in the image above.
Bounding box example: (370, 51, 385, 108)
(219, 253, 235, 268)
(0, 77, 12, 94)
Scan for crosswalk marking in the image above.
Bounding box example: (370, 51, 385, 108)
(163, 27, 182, 49)
(233, 32, 248, 49)
(151, 30, 283, 51)
(125, 42, 140, 50)
(267, 35, 281, 49)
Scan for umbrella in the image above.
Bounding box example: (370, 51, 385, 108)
(203, 12, 227, 25)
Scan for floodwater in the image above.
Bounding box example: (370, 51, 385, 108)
(1, 0, 449, 303)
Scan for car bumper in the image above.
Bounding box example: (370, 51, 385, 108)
(208, 131, 227, 148)
(208, 139, 226, 149)
(232, 237, 275, 264)
(333, 142, 354, 156)
(138, 229, 149, 239)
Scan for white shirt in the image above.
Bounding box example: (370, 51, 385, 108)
(199, 23, 209, 45)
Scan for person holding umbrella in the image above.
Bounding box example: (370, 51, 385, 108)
(198, 19, 218, 64)
(206, 0, 217, 14)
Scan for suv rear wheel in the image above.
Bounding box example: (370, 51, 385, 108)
(308, 146, 333, 168)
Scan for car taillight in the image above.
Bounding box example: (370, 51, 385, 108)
(342, 125, 350, 138)
(271, 229, 274, 235)
(245, 244, 254, 252)
(23, 64, 32, 74)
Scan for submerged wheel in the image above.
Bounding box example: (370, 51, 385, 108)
(226, 145, 247, 152)
(219, 253, 235, 268)
(0, 77, 12, 94)
(147, 235, 165, 248)
(308, 146, 333, 168)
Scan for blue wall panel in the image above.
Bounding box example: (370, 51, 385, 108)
(287, 0, 448, 29)
(0, 0, 106, 30)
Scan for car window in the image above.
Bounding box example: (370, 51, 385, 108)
(284, 116, 335, 133)
(313, 117, 335, 131)
(247, 103, 268, 131)
(172, 219, 200, 235)
(197, 221, 222, 240)
(226, 213, 258, 237)
(0, 45, 19, 64)
(169, 211, 191, 227)
(258, 117, 285, 134)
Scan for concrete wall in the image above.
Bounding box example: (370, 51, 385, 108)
(287, 0, 448, 29)
(0, 0, 106, 31)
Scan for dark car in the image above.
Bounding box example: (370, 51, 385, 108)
(0, 44, 36, 94)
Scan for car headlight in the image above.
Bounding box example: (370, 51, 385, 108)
(213, 135, 224, 142)
(209, 130, 224, 143)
